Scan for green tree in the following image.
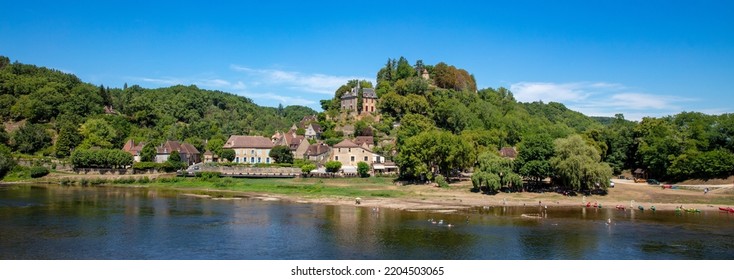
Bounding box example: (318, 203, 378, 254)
(220, 149, 236, 162)
(12, 123, 51, 154)
(0, 144, 15, 180)
(516, 134, 554, 184)
(140, 143, 157, 162)
(325, 161, 342, 174)
(79, 118, 118, 149)
(269, 145, 294, 164)
(301, 163, 317, 176)
(395, 56, 415, 80)
(206, 138, 225, 157)
(396, 130, 475, 180)
(550, 135, 613, 192)
(168, 150, 181, 162)
(471, 152, 522, 193)
(357, 161, 370, 178)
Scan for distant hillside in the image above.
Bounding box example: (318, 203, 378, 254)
(0, 55, 315, 157)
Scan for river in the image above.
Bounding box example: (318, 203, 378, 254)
(1, 185, 732, 259)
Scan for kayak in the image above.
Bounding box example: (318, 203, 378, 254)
(685, 208, 700, 213)
(718, 207, 734, 213)
(615, 205, 625, 210)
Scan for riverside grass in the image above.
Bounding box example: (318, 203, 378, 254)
(39, 176, 408, 199)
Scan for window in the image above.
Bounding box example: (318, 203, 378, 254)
(250, 157, 255, 163)
(335, 156, 339, 161)
(350, 156, 355, 162)
(348, 148, 351, 152)
(266, 158, 270, 163)
(235, 157, 239, 163)
(257, 157, 261, 163)
(251, 150, 255, 155)
(364, 156, 368, 161)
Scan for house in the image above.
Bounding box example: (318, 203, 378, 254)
(122, 139, 145, 162)
(352, 136, 374, 150)
(273, 130, 310, 158)
(499, 147, 517, 159)
(305, 123, 323, 140)
(340, 87, 358, 112)
(305, 143, 331, 162)
(203, 150, 217, 163)
(340, 85, 379, 114)
(330, 139, 387, 172)
(155, 140, 201, 165)
(299, 115, 318, 128)
(361, 88, 378, 114)
(223, 135, 274, 164)
(372, 160, 399, 175)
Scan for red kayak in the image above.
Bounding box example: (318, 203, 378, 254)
(718, 207, 734, 213)
(615, 205, 625, 210)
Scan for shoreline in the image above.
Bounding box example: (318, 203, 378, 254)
(6, 178, 733, 213)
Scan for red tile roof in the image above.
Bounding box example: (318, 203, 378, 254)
(223, 135, 274, 149)
(333, 139, 359, 148)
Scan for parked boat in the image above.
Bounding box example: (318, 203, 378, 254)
(718, 207, 734, 213)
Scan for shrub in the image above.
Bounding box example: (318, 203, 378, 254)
(137, 176, 150, 184)
(196, 171, 221, 180)
(325, 161, 342, 173)
(71, 149, 133, 169)
(132, 162, 159, 170)
(357, 162, 370, 178)
(29, 166, 50, 178)
(435, 174, 449, 188)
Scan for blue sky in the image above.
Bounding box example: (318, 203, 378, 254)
(2, 1, 732, 120)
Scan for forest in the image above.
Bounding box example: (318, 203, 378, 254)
(1, 55, 733, 191)
(0, 56, 315, 178)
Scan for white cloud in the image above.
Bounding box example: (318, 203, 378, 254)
(510, 81, 700, 120)
(231, 65, 372, 95)
(237, 91, 317, 106)
(139, 77, 185, 85)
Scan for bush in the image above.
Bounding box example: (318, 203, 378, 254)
(137, 176, 150, 184)
(29, 166, 49, 178)
(132, 162, 159, 170)
(71, 149, 133, 169)
(435, 174, 449, 188)
(196, 171, 221, 180)
(357, 162, 370, 178)
(325, 161, 342, 173)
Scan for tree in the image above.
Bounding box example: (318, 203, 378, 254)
(168, 150, 181, 162)
(140, 143, 157, 162)
(79, 118, 118, 149)
(269, 145, 293, 164)
(516, 134, 554, 184)
(220, 149, 236, 162)
(396, 130, 475, 180)
(0, 144, 15, 180)
(550, 135, 613, 192)
(325, 161, 342, 174)
(206, 138, 225, 157)
(395, 56, 414, 80)
(301, 163, 317, 176)
(0, 126, 8, 146)
(357, 161, 370, 178)
(471, 152, 522, 193)
(12, 123, 51, 154)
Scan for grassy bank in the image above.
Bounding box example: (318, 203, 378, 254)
(29, 175, 409, 199)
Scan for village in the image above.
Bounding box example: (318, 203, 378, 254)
(120, 84, 402, 177)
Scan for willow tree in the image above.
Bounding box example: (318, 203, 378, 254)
(550, 135, 612, 192)
(471, 151, 522, 193)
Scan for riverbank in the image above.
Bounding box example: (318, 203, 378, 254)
(8, 175, 734, 213)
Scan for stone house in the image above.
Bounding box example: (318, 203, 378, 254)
(305, 123, 323, 140)
(122, 139, 145, 162)
(330, 139, 387, 172)
(223, 135, 275, 164)
(155, 140, 201, 165)
(304, 143, 331, 163)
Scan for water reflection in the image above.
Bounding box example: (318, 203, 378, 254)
(0, 185, 733, 259)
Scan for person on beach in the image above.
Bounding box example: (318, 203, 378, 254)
(704, 188, 709, 195)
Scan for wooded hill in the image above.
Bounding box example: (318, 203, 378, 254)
(0, 55, 316, 160)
